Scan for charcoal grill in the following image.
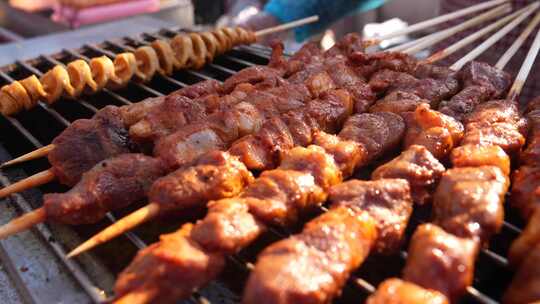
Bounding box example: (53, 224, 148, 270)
(0, 26, 527, 304)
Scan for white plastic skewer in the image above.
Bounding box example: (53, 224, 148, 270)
(255, 15, 319, 37)
(508, 24, 540, 100)
(496, 11, 540, 70)
(451, 1, 540, 70)
(424, 6, 527, 64)
(402, 4, 511, 54)
(376, 0, 510, 41)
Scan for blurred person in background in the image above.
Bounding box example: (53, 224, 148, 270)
(217, 0, 388, 47)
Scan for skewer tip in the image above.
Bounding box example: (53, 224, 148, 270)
(67, 203, 161, 258)
(0, 207, 47, 240)
(0, 145, 55, 169)
(0, 169, 56, 199)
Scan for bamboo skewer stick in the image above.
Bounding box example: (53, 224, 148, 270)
(0, 169, 55, 199)
(496, 11, 540, 70)
(0, 207, 46, 239)
(508, 23, 540, 100)
(424, 6, 527, 64)
(65, 12, 529, 257)
(402, 4, 511, 55)
(66, 203, 160, 257)
(0, 144, 55, 168)
(375, 0, 510, 41)
(451, 1, 540, 71)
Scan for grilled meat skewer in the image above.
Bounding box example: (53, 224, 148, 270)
(113, 111, 405, 304)
(66, 87, 355, 256)
(244, 99, 465, 304)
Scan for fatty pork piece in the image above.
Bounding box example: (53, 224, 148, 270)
(463, 100, 522, 126)
(240, 145, 342, 227)
(503, 243, 540, 304)
(462, 101, 525, 156)
(339, 112, 405, 161)
(461, 122, 525, 157)
(243, 207, 377, 304)
(328, 178, 412, 254)
(511, 166, 540, 220)
(403, 103, 464, 159)
(433, 166, 509, 242)
(372, 145, 445, 205)
(44, 154, 165, 225)
(366, 278, 450, 304)
(48, 106, 135, 186)
(451, 144, 510, 176)
(313, 131, 367, 178)
(129, 83, 255, 145)
(229, 89, 353, 170)
(153, 87, 311, 170)
(148, 151, 254, 213)
(508, 208, 540, 267)
(403, 224, 479, 303)
(114, 224, 226, 304)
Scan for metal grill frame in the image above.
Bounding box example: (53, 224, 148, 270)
(0, 26, 526, 304)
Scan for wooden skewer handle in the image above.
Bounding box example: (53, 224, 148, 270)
(0, 144, 55, 168)
(0, 169, 55, 199)
(67, 203, 161, 258)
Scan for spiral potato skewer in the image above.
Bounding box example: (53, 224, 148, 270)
(0, 27, 256, 116)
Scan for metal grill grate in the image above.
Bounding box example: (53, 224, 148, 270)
(0, 27, 526, 304)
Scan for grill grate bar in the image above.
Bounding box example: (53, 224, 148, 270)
(502, 221, 522, 234)
(1, 115, 43, 148)
(83, 44, 164, 97)
(0, 174, 107, 304)
(220, 54, 256, 67)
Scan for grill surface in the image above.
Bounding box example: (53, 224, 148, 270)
(0, 27, 527, 304)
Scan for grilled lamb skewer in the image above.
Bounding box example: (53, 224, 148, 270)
(243, 98, 465, 304)
(394, 49, 534, 303)
(243, 178, 412, 304)
(111, 111, 405, 304)
(66, 86, 358, 256)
